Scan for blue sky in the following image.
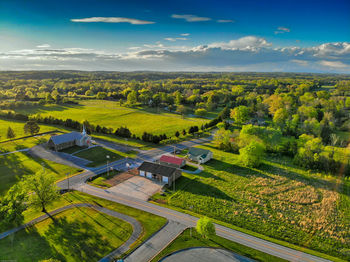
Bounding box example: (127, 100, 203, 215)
(0, 0, 349, 72)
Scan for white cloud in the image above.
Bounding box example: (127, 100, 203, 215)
(164, 37, 187, 42)
(319, 60, 349, 68)
(217, 19, 234, 23)
(180, 33, 190, 36)
(36, 44, 51, 48)
(70, 17, 155, 25)
(208, 36, 272, 50)
(275, 26, 291, 34)
(171, 14, 211, 22)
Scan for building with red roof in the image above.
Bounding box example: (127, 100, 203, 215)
(159, 155, 186, 168)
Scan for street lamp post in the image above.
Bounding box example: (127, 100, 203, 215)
(106, 155, 110, 176)
(66, 172, 70, 191)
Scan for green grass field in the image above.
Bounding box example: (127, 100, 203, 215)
(75, 146, 134, 167)
(152, 145, 350, 260)
(12, 100, 208, 136)
(0, 207, 132, 262)
(0, 152, 80, 197)
(0, 191, 167, 261)
(151, 228, 286, 262)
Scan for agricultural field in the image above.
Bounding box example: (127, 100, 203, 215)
(0, 207, 132, 261)
(0, 151, 80, 197)
(12, 100, 209, 136)
(153, 145, 350, 260)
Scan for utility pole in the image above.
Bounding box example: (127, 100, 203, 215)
(173, 172, 175, 191)
(106, 155, 110, 176)
(66, 172, 70, 191)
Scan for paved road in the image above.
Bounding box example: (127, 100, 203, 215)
(125, 220, 186, 262)
(160, 247, 255, 262)
(29, 145, 91, 168)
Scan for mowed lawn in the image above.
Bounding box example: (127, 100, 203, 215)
(75, 146, 135, 167)
(14, 100, 208, 136)
(0, 191, 167, 261)
(154, 145, 350, 260)
(0, 207, 132, 262)
(0, 152, 80, 197)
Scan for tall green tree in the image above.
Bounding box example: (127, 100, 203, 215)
(7, 126, 16, 139)
(24, 171, 60, 213)
(230, 106, 250, 125)
(239, 141, 265, 167)
(24, 120, 40, 135)
(196, 217, 215, 239)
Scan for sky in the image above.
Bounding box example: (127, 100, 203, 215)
(0, 0, 349, 73)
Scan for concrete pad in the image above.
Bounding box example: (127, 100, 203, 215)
(108, 176, 163, 201)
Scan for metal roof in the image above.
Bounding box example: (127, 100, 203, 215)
(49, 131, 84, 145)
(188, 147, 211, 157)
(138, 161, 179, 177)
(159, 155, 185, 166)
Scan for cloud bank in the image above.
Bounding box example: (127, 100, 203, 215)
(171, 14, 211, 22)
(0, 36, 349, 73)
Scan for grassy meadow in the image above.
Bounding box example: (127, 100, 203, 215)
(12, 100, 208, 136)
(152, 145, 350, 260)
(0, 151, 80, 197)
(0, 207, 132, 262)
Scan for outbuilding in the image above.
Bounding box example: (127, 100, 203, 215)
(159, 155, 186, 168)
(187, 147, 213, 164)
(137, 161, 181, 186)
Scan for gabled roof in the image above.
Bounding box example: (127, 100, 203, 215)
(49, 132, 83, 145)
(138, 161, 179, 177)
(159, 155, 184, 166)
(188, 147, 211, 157)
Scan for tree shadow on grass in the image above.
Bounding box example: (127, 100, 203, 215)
(0, 226, 65, 261)
(205, 159, 273, 180)
(44, 216, 113, 262)
(175, 176, 233, 201)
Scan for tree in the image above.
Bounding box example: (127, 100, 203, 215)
(196, 217, 215, 239)
(213, 128, 239, 152)
(24, 120, 40, 135)
(194, 108, 207, 117)
(175, 131, 180, 138)
(96, 92, 107, 100)
(0, 183, 27, 227)
(24, 171, 59, 213)
(7, 126, 16, 139)
(230, 106, 250, 125)
(239, 141, 265, 167)
(176, 105, 188, 117)
(127, 90, 138, 106)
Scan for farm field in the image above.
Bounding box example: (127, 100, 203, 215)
(153, 145, 350, 260)
(0, 207, 132, 261)
(0, 151, 80, 197)
(12, 100, 209, 136)
(151, 228, 286, 262)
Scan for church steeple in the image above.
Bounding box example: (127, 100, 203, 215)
(82, 124, 87, 136)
